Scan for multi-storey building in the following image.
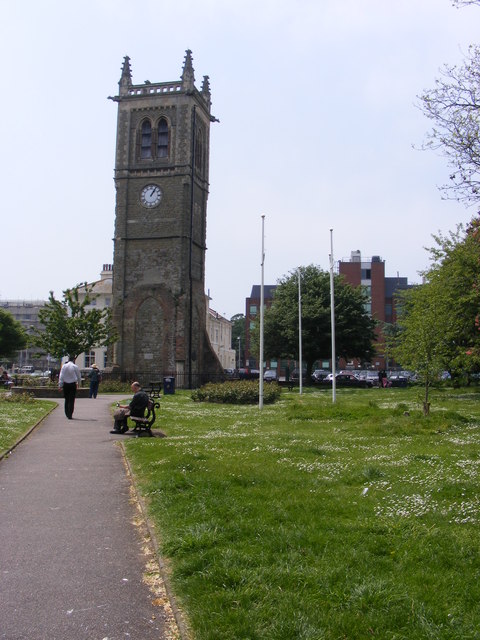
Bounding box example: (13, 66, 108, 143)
(244, 285, 277, 371)
(75, 264, 114, 370)
(338, 250, 412, 368)
(207, 306, 236, 371)
(0, 299, 48, 370)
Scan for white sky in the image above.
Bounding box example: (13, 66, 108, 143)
(1, 0, 479, 319)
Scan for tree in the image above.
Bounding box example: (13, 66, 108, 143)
(389, 217, 480, 412)
(30, 285, 118, 361)
(0, 308, 27, 359)
(230, 313, 245, 367)
(418, 2, 480, 204)
(425, 218, 480, 377)
(389, 282, 451, 415)
(255, 265, 375, 378)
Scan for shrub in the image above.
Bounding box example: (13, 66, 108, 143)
(191, 380, 281, 404)
(99, 380, 132, 394)
(0, 391, 36, 404)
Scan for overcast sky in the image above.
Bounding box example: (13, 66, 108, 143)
(1, 0, 479, 319)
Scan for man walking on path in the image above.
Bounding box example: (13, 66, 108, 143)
(58, 356, 81, 418)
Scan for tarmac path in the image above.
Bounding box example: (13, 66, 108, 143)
(0, 394, 181, 640)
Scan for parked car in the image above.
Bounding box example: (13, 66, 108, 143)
(311, 369, 331, 383)
(387, 373, 409, 387)
(238, 368, 259, 380)
(366, 371, 380, 387)
(263, 369, 278, 382)
(19, 366, 35, 374)
(291, 368, 308, 383)
(320, 372, 373, 388)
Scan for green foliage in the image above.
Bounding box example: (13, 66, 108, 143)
(0, 308, 27, 359)
(256, 265, 375, 376)
(191, 380, 281, 404)
(390, 219, 480, 413)
(30, 285, 118, 360)
(427, 221, 480, 377)
(390, 281, 450, 413)
(230, 313, 245, 360)
(98, 380, 133, 394)
(0, 391, 37, 403)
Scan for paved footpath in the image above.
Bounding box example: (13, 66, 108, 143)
(0, 394, 181, 640)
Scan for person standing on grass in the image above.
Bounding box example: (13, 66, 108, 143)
(58, 356, 81, 419)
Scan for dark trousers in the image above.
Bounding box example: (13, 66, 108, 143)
(89, 381, 99, 398)
(63, 382, 77, 418)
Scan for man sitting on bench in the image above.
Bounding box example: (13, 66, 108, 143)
(110, 381, 149, 434)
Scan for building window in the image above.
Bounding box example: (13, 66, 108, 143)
(85, 350, 96, 368)
(250, 305, 257, 316)
(140, 120, 152, 159)
(361, 268, 371, 280)
(157, 118, 169, 158)
(363, 302, 372, 315)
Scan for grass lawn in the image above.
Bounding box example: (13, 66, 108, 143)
(124, 386, 480, 640)
(0, 392, 56, 457)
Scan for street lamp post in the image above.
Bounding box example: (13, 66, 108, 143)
(237, 336, 241, 370)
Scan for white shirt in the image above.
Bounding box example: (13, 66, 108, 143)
(59, 361, 81, 386)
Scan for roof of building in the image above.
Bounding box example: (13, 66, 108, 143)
(384, 277, 411, 297)
(249, 285, 277, 299)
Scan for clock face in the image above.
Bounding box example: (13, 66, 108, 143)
(140, 184, 162, 208)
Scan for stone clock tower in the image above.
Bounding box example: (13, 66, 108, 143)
(109, 51, 222, 385)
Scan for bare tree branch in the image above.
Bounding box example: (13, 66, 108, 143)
(418, 45, 480, 205)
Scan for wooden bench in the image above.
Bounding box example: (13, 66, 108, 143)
(129, 399, 160, 437)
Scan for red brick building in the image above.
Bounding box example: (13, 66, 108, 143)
(339, 250, 412, 368)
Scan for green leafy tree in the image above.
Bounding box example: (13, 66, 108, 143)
(390, 282, 451, 415)
(0, 308, 27, 359)
(255, 265, 375, 378)
(426, 219, 480, 377)
(30, 285, 118, 361)
(230, 313, 245, 367)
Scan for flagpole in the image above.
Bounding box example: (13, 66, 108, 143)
(298, 268, 303, 395)
(329, 228, 336, 403)
(259, 215, 265, 410)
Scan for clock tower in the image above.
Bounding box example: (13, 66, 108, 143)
(109, 51, 222, 385)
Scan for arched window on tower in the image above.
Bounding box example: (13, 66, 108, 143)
(140, 120, 152, 159)
(157, 118, 169, 158)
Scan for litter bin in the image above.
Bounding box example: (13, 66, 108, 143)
(163, 376, 175, 395)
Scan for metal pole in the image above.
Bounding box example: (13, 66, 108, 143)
(298, 268, 303, 395)
(329, 228, 336, 403)
(259, 215, 265, 409)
